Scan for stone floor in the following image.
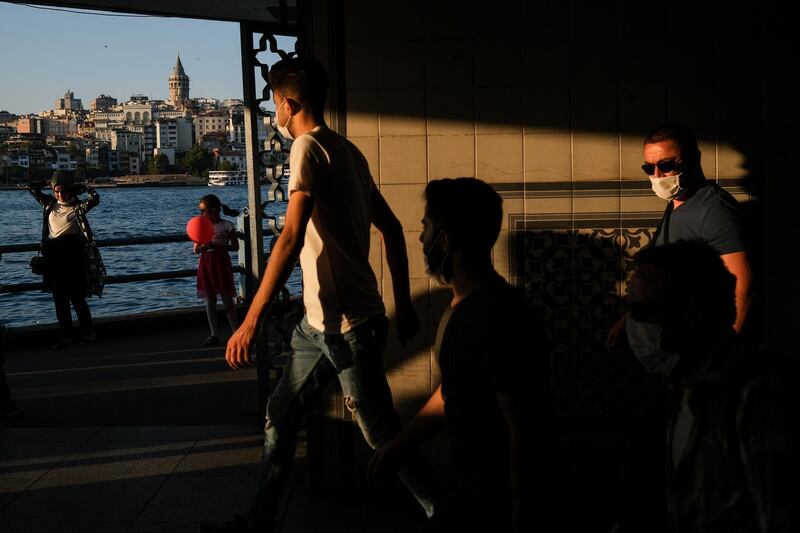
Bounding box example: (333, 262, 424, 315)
(1, 325, 425, 532)
(0, 425, 425, 532)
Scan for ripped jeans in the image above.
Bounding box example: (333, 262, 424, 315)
(248, 314, 439, 527)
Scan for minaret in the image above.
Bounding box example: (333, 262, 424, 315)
(168, 54, 190, 109)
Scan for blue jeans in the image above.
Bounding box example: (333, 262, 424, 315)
(248, 314, 439, 527)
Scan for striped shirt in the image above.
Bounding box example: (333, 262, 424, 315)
(663, 343, 800, 533)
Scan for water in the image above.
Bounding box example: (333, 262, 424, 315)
(0, 186, 299, 328)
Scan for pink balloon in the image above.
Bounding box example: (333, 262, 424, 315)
(186, 215, 215, 244)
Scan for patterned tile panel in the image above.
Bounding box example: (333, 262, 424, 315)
(503, 181, 671, 423)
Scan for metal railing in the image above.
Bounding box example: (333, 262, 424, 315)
(0, 232, 246, 295)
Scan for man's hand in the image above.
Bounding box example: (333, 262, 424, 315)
(225, 323, 256, 369)
(395, 303, 421, 345)
(606, 313, 629, 352)
(368, 439, 407, 483)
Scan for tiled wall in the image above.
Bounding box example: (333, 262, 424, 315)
(294, 0, 797, 513)
(340, 0, 763, 431)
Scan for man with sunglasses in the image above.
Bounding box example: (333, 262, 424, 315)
(609, 123, 752, 349)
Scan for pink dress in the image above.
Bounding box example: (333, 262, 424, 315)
(196, 219, 236, 298)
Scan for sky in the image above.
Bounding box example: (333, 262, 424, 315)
(0, 2, 292, 115)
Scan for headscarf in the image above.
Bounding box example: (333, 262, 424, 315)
(50, 170, 74, 189)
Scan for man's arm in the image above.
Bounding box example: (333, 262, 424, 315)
(225, 191, 314, 369)
(497, 392, 524, 533)
(370, 188, 420, 343)
(368, 384, 446, 480)
(721, 251, 752, 333)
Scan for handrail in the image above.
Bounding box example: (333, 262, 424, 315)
(0, 232, 248, 294)
(1, 265, 246, 294)
(0, 233, 191, 254)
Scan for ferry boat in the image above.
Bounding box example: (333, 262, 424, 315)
(208, 170, 247, 186)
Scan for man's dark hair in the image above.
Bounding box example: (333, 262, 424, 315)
(268, 57, 329, 116)
(644, 122, 701, 165)
(424, 178, 502, 257)
(635, 240, 736, 331)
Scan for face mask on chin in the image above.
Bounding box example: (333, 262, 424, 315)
(276, 99, 294, 140)
(423, 230, 450, 286)
(649, 172, 683, 201)
(626, 317, 681, 376)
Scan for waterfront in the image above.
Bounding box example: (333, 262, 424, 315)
(0, 186, 298, 328)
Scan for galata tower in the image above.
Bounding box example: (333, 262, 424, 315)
(169, 54, 190, 109)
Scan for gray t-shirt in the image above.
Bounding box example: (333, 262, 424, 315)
(653, 182, 747, 254)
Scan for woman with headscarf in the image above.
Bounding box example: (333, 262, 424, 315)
(28, 171, 105, 348)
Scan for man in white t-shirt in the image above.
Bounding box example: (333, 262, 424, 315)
(205, 58, 439, 532)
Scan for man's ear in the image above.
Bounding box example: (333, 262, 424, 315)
(683, 148, 701, 167)
(286, 97, 301, 115)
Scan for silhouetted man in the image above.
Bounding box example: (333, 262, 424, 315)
(617, 240, 799, 533)
(369, 178, 563, 533)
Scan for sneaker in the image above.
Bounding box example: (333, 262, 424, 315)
(198, 514, 264, 533)
(202, 335, 220, 347)
(51, 337, 74, 350)
(0, 398, 24, 418)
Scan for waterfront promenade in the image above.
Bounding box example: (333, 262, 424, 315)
(0, 323, 425, 532)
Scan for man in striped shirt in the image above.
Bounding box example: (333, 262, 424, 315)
(618, 240, 799, 533)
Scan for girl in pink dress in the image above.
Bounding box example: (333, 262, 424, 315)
(194, 194, 240, 346)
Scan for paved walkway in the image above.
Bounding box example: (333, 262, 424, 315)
(1, 326, 425, 532)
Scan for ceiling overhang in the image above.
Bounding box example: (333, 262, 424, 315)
(10, 1, 296, 25)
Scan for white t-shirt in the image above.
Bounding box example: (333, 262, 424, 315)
(48, 201, 81, 239)
(211, 220, 236, 249)
(288, 126, 384, 334)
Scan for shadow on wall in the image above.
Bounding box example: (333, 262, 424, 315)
(337, 0, 780, 345)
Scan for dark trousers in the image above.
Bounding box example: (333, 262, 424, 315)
(43, 234, 93, 337)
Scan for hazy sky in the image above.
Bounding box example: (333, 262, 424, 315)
(0, 3, 291, 115)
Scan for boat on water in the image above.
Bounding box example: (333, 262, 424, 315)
(208, 170, 246, 186)
(207, 169, 291, 187)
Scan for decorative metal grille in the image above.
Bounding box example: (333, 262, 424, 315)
(249, 33, 298, 249)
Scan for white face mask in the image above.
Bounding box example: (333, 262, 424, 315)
(626, 317, 681, 376)
(275, 98, 294, 140)
(649, 172, 682, 201)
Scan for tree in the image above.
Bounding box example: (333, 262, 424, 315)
(219, 159, 233, 171)
(180, 144, 213, 176)
(148, 153, 169, 174)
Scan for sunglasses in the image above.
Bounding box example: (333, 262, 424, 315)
(641, 159, 681, 176)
